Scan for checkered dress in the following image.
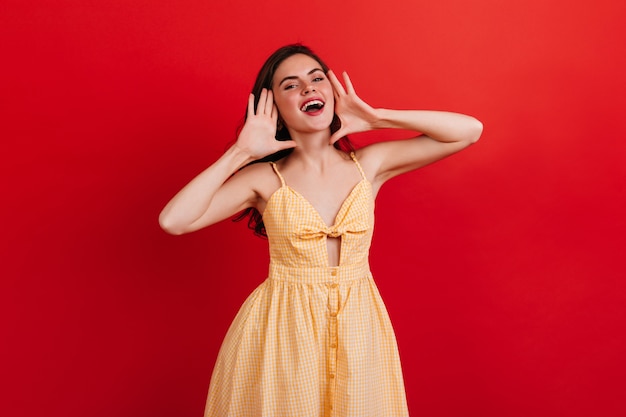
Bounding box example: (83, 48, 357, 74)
(204, 153, 409, 417)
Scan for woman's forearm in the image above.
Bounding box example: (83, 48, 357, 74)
(158, 144, 254, 235)
(372, 109, 483, 144)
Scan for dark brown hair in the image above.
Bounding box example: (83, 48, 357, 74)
(234, 44, 354, 237)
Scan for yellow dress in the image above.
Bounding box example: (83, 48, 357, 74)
(204, 153, 409, 417)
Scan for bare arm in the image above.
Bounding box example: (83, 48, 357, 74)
(159, 145, 256, 235)
(159, 89, 295, 235)
(328, 71, 482, 186)
(359, 109, 483, 184)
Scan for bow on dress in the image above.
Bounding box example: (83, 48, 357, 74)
(297, 221, 368, 240)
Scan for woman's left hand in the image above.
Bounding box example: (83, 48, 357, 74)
(328, 70, 381, 144)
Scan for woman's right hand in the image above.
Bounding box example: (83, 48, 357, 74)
(235, 89, 296, 159)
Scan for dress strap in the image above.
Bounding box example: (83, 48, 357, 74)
(269, 161, 286, 187)
(349, 152, 367, 180)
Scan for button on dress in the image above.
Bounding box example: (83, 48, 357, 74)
(204, 153, 409, 417)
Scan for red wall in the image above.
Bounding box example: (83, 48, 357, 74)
(2, 1, 625, 416)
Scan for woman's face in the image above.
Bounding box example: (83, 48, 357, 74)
(271, 53, 335, 136)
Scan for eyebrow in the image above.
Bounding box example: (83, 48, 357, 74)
(277, 68, 325, 87)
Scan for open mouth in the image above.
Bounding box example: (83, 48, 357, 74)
(300, 99, 325, 112)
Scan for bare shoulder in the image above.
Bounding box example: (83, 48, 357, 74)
(233, 160, 283, 204)
(353, 141, 399, 184)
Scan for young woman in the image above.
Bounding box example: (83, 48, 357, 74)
(160, 44, 482, 417)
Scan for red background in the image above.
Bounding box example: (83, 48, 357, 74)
(2, 1, 625, 416)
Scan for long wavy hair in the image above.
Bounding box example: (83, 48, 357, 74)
(233, 44, 354, 237)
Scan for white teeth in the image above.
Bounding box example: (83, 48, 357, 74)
(301, 100, 324, 112)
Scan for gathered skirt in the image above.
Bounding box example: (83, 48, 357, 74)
(204, 263, 409, 417)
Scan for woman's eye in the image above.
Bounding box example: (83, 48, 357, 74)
(284, 84, 297, 90)
(313, 77, 324, 82)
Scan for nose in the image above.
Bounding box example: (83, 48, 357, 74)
(302, 84, 316, 95)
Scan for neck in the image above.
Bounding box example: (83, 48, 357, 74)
(286, 130, 343, 171)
